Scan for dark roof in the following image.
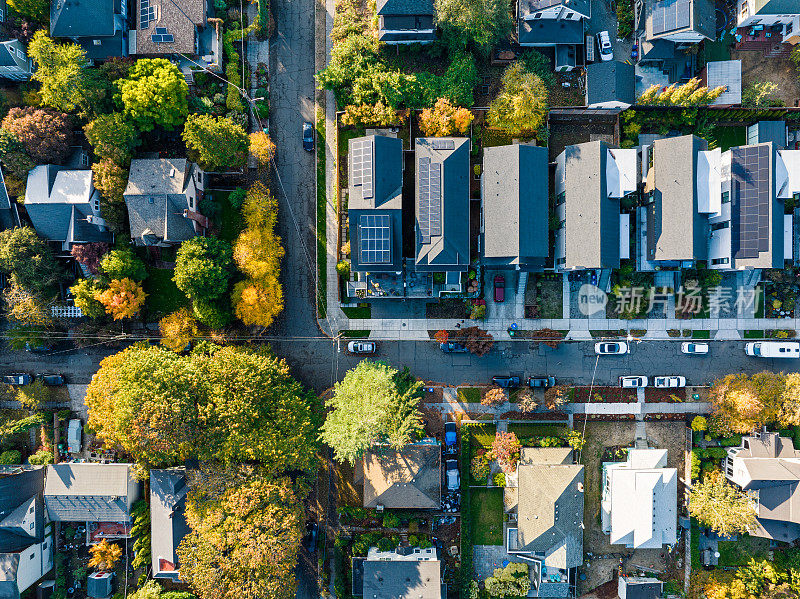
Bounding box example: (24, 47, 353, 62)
(752, 0, 800, 14)
(0, 40, 27, 70)
(362, 443, 441, 510)
(519, 19, 584, 45)
(0, 555, 20, 599)
(586, 61, 635, 107)
(637, 36, 675, 61)
(518, 0, 590, 17)
(0, 469, 45, 553)
(150, 469, 189, 580)
(644, 0, 715, 40)
(482, 145, 549, 269)
(619, 577, 664, 599)
(362, 560, 441, 599)
(748, 121, 787, 149)
(379, 28, 437, 42)
(647, 135, 708, 262)
(414, 138, 470, 272)
(79, 30, 127, 61)
(377, 0, 433, 15)
(51, 0, 115, 38)
(0, 170, 19, 232)
(45, 464, 137, 522)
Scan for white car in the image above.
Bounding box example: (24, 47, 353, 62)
(347, 340, 376, 355)
(653, 376, 687, 388)
(681, 342, 709, 355)
(619, 376, 648, 388)
(445, 459, 460, 491)
(595, 341, 629, 355)
(596, 31, 613, 61)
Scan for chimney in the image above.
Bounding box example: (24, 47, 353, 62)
(183, 209, 209, 230)
(85, 214, 109, 230)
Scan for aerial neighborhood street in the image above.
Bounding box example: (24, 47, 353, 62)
(0, 0, 799, 596)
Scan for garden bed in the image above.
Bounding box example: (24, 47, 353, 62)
(426, 298, 471, 319)
(525, 273, 563, 319)
(644, 413, 687, 421)
(571, 386, 638, 403)
(644, 388, 686, 403)
(500, 410, 569, 420)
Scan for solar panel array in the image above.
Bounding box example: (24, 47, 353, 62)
(651, 0, 690, 35)
(350, 140, 374, 200)
(151, 26, 174, 42)
(432, 139, 455, 151)
(418, 157, 442, 244)
(359, 214, 391, 264)
(140, 0, 156, 29)
(731, 145, 770, 260)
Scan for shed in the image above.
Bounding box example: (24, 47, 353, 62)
(705, 60, 742, 105)
(87, 572, 113, 599)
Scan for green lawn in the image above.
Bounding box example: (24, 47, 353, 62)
(458, 387, 482, 404)
(470, 488, 504, 545)
(341, 330, 370, 338)
(744, 330, 764, 339)
(341, 305, 371, 319)
(144, 267, 189, 320)
(209, 189, 244, 243)
(717, 536, 770, 566)
(692, 330, 711, 339)
(467, 423, 496, 449)
(710, 126, 746, 152)
(508, 424, 568, 438)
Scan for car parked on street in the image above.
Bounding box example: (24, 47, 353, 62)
(302, 121, 314, 151)
(595, 341, 629, 355)
(681, 342, 709, 355)
(440, 342, 467, 353)
(445, 459, 460, 491)
(304, 521, 318, 553)
(493, 275, 505, 303)
(619, 375, 648, 388)
(597, 31, 613, 61)
(347, 340, 376, 355)
(492, 375, 520, 388)
(38, 373, 66, 386)
(527, 376, 555, 388)
(653, 376, 686, 388)
(444, 422, 457, 452)
(3, 373, 32, 385)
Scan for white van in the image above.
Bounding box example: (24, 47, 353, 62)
(745, 341, 800, 358)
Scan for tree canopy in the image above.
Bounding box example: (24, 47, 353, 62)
(434, 0, 513, 53)
(1, 107, 74, 165)
(99, 247, 147, 282)
(638, 78, 726, 106)
(0, 227, 61, 296)
(487, 62, 548, 136)
(710, 371, 795, 434)
(84, 113, 139, 165)
(689, 470, 757, 536)
(85, 344, 318, 469)
(114, 58, 189, 131)
(419, 98, 474, 137)
(320, 361, 423, 464)
(96, 278, 147, 320)
(174, 237, 233, 303)
(28, 32, 90, 114)
(183, 114, 249, 171)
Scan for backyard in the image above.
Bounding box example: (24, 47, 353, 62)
(142, 267, 189, 320)
(716, 536, 770, 567)
(470, 488, 504, 545)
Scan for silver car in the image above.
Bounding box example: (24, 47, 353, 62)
(619, 375, 648, 388)
(595, 341, 629, 355)
(347, 340, 376, 355)
(681, 342, 709, 355)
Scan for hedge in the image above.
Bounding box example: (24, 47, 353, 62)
(460, 427, 473, 599)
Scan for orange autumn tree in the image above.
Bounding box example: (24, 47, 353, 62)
(434, 330, 449, 344)
(88, 539, 122, 571)
(709, 372, 786, 434)
(419, 98, 474, 137)
(96, 278, 147, 320)
(159, 307, 199, 352)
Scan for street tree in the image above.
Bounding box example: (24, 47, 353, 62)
(114, 59, 189, 131)
(183, 114, 249, 171)
(0, 227, 61, 296)
(689, 470, 757, 536)
(487, 62, 548, 135)
(159, 308, 200, 353)
(1, 107, 74, 164)
(482, 386, 506, 407)
(173, 237, 233, 302)
(710, 372, 786, 433)
(320, 360, 423, 464)
(96, 278, 147, 320)
(249, 131, 276, 170)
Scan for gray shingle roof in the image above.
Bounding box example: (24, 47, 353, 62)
(586, 61, 635, 107)
(150, 469, 189, 580)
(519, 18, 584, 44)
(377, 0, 433, 16)
(51, 0, 115, 38)
(0, 40, 27, 71)
(0, 555, 20, 599)
(362, 560, 441, 599)
(45, 464, 137, 523)
(414, 138, 470, 272)
(0, 469, 45, 552)
(647, 135, 708, 262)
(482, 145, 549, 269)
(362, 443, 441, 510)
(518, 0, 590, 17)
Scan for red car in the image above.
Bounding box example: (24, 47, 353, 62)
(493, 275, 505, 303)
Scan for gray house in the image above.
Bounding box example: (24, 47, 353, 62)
(517, 0, 589, 48)
(25, 165, 112, 253)
(360, 442, 441, 510)
(124, 159, 207, 247)
(482, 144, 549, 270)
(50, 0, 128, 61)
(150, 468, 189, 581)
(362, 558, 442, 599)
(414, 138, 470, 273)
(0, 40, 33, 81)
(636, 0, 714, 65)
(0, 170, 20, 233)
(348, 135, 403, 274)
(377, 0, 436, 43)
(748, 121, 788, 149)
(586, 61, 635, 109)
(0, 467, 53, 599)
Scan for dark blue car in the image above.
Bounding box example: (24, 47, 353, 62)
(444, 422, 457, 449)
(440, 342, 467, 353)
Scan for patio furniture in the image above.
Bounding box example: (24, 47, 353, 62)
(766, 32, 771, 37)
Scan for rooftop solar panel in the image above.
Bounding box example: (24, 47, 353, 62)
(350, 140, 373, 200)
(432, 139, 455, 151)
(731, 145, 771, 260)
(359, 214, 391, 264)
(418, 157, 442, 244)
(651, 0, 690, 35)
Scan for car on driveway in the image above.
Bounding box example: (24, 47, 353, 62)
(3, 373, 32, 385)
(595, 341, 629, 355)
(444, 422, 457, 452)
(527, 376, 555, 388)
(302, 121, 314, 151)
(492, 375, 520, 388)
(681, 342, 709, 355)
(445, 459, 460, 491)
(347, 340, 376, 355)
(440, 342, 467, 353)
(493, 275, 505, 303)
(39, 373, 66, 386)
(619, 375, 648, 388)
(597, 31, 613, 61)
(653, 376, 687, 388)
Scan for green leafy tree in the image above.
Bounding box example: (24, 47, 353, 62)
(1, 107, 73, 165)
(691, 416, 708, 432)
(320, 360, 423, 464)
(99, 247, 147, 282)
(435, 0, 513, 53)
(0, 227, 61, 296)
(488, 62, 548, 135)
(17, 379, 50, 410)
(85, 344, 318, 468)
(484, 563, 531, 597)
(0, 450, 21, 464)
(28, 32, 90, 114)
(183, 114, 249, 171)
(69, 278, 106, 319)
(689, 470, 758, 536)
(92, 158, 129, 207)
(316, 34, 382, 107)
(8, 0, 49, 22)
(192, 298, 231, 329)
(114, 58, 189, 131)
(84, 113, 139, 164)
(130, 500, 151, 571)
(174, 237, 233, 302)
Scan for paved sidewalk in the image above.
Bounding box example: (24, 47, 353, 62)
(426, 401, 711, 416)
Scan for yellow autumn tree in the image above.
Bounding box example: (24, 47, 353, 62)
(418, 98, 474, 137)
(3, 284, 52, 328)
(96, 278, 147, 320)
(710, 371, 786, 433)
(88, 539, 122, 571)
(159, 307, 199, 352)
(637, 78, 725, 106)
(249, 131, 276, 171)
(232, 182, 285, 327)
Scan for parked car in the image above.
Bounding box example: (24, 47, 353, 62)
(440, 342, 468, 353)
(24, 341, 51, 353)
(445, 459, 460, 491)
(493, 275, 505, 303)
(745, 341, 800, 358)
(653, 376, 686, 388)
(597, 31, 613, 61)
(302, 121, 314, 151)
(492, 375, 520, 388)
(347, 340, 376, 355)
(595, 341, 629, 355)
(619, 375, 648, 388)
(2, 373, 31, 386)
(304, 521, 318, 553)
(527, 376, 556, 388)
(681, 342, 709, 355)
(444, 422, 457, 451)
(67, 419, 81, 453)
(39, 373, 65, 386)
